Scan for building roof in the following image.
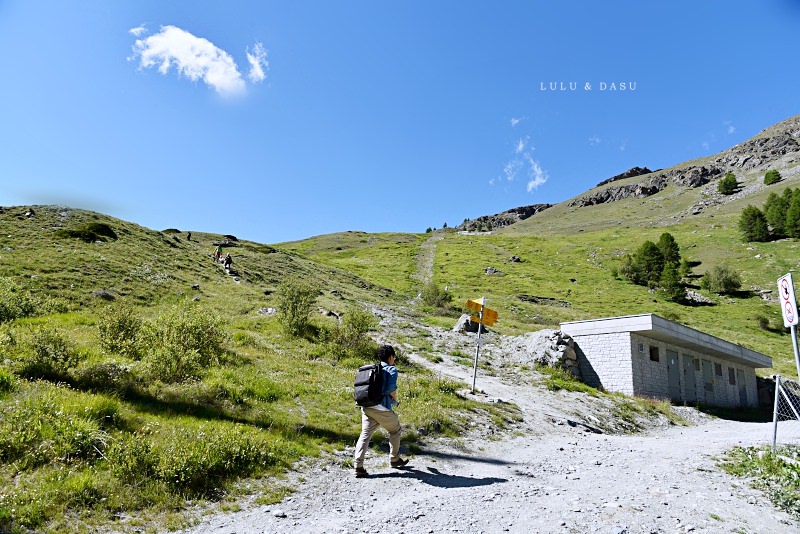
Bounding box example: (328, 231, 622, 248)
(560, 314, 772, 368)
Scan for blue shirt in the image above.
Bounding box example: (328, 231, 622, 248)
(381, 361, 398, 411)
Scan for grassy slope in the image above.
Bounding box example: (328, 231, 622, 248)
(0, 207, 521, 532)
(284, 116, 800, 377)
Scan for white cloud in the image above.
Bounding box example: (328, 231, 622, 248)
(130, 25, 246, 97)
(515, 137, 528, 154)
(589, 134, 601, 146)
(524, 153, 548, 192)
(510, 117, 521, 127)
(504, 159, 521, 181)
(246, 42, 269, 83)
(725, 121, 736, 134)
(129, 25, 147, 37)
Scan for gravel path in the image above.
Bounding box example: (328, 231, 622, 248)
(179, 344, 800, 534)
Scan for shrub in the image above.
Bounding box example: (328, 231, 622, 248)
(276, 276, 318, 337)
(20, 327, 85, 380)
(97, 304, 142, 359)
(138, 305, 226, 382)
(55, 222, 117, 242)
(0, 277, 38, 323)
(764, 169, 782, 185)
(0, 367, 15, 394)
(328, 306, 378, 360)
(421, 281, 453, 309)
(718, 172, 738, 195)
(701, 264, 742, 295)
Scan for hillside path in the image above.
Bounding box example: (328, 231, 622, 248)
(178, 336, 800, 534)
(413, 233, 444, 284)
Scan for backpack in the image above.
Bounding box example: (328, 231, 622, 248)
(354, 362, 384, 407)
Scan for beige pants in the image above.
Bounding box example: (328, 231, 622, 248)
(354, 406, 401, 467)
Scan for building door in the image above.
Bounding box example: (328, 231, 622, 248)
(682, 355, 696, 403)
(736, 369, 748, 406)
(702, 359, 714, 404)
(666, 350, 681, 402)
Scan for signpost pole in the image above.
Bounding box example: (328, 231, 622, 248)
(471, 297, 485, 394)
(792, 325, 800, 381)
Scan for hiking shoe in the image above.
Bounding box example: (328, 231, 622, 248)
(390, 458, 409, 468)
(354, 466, 369, 478)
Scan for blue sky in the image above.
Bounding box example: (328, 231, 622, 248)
(2, 1, 799, 244)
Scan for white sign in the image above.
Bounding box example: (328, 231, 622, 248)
(777, 273, 799, 327)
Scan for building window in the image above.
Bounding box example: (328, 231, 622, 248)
(649, 346, 660, 362)
(638, 343, 644, 353)
(715, 363, 723, 376)
(728, 368, 736, 385)
(694, 358, 700, 371)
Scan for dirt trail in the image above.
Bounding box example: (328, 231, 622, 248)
(179, 333, 800, 534)
(413, 233, 444, 284)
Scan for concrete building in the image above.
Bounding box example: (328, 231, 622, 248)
(559, 314, 772, 408)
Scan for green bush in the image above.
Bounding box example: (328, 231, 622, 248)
(328, 306, 378, 360)
(55, 222, 117, 242)
(764, 169, 782, 185)
(721, 445, 800, 519)
(0, 367, 15, 394)
(0, 277, 39, 323)
(20, 327, 85, 380)
(421, 281, 453, 308)
(276, 276, 318, 337)
(701, 264, 742, 295)
(718, 172, 738, 195)
(97, 304, 143, 359)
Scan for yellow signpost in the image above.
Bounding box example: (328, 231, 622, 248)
(466, 297, 499, 392)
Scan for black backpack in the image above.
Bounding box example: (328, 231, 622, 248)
(354, 362, 384, 407)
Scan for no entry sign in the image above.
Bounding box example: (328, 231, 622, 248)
(778, 273, 799, 327)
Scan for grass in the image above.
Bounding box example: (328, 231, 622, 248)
(720, 445, 800, 519)
(0, 210, 520, 532)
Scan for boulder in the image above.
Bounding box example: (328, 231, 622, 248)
(453, 314, 489, 334)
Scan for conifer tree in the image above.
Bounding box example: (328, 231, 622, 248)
(738, 205, 770, 242)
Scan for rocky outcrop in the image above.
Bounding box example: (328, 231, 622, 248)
(459, 204, 552, 232)
(493, 329, 581, 379)
(570, 165, 722, 207)
(596, 166, 654, 187)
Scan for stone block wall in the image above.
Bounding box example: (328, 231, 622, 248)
(573, 332, 634, 395)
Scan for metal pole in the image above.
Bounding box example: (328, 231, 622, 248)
(791, 325, 800, 381)
(772, 375, 781, 454)
(471, 297, 485, 393)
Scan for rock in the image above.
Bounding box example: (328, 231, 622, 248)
(485, 266, 505, 276)
(192, 296, 200, 302)
(92, 289, 115, 301)
(191, 284, 200, 290)
(273, 509, 287, 518)
(453, 314, 489, 334)
(258, 307, 277, 316)
(509, 255, 522, 263)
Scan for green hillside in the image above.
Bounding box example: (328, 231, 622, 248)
(0, 206, 518, 532)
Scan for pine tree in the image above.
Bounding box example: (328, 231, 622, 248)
(738, 205, 770, 242)
(657, 232, 681, 268)
(718, 172, 738, 195)
(660, 262, 684, 302)
(763, 191, 788, 238)
(785, 190, 800, 238)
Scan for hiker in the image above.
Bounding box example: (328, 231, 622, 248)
(223, 253, 232, 269)
(214, 245, 222, 262)
(187, 231, 191, 241)
(353, 344, 408, 477)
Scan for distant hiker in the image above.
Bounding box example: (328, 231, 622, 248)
(223, 253, 232, 269)
(214, 245, 222, 262)
(354, 344, 408, 478)
(187, 232, 191, 241)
